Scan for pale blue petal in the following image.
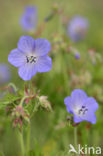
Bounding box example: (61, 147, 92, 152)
(20, 6, 38, 32)
(67, 16, 89, 42)
(71, 89, 87, 108)
(73, 114, 83, 123)
(64, 96, 73, 113)
(34, 39, 51, 56)
(0, 64, 11, 84)
(18, 36, 35, 53)
(73, 110, 97, 124)
(8, 49, 26, 67)
(18, 63, 37, 81)
(84, 97, 99, 112)
(81, 112, 97, 124)
(36, 56, 52, 73)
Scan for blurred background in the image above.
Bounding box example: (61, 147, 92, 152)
(0, 0, 103, 155)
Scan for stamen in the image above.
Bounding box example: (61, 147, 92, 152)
(83, 109, 88, 115)
(82, 106, 85, 109)
(78, 106, 88, 115)
(26, 56, 37, 64)
(79, 109, 82, 114)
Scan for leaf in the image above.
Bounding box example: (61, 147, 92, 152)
(0, 93, 21, 108)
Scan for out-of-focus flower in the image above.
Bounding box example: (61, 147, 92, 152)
(20, 6, 38, 32)
(70, 71, 92, 87)
(8, 36, 52, 81)
(0, 64, 11, 84)
(67, 16, 89, 42)
(64, 89, 98, 124)
(75, 52, 80, 60)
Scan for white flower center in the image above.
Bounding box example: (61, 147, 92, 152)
(26, 55, 37, 64)
(74, 105, 88, 116)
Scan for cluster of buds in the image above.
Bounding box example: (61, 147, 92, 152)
(4, 82, 52, 130)
(11, 105, 29, 130)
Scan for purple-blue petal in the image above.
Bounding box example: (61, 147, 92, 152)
(64, 96, 73, 113)
(0, 64, 11, 84)
(81, 112, 96, 124)
(18, 63, 37, 81)
(20, 6, 38, 32)
(17, 36, 35, 53)
(34, 39, 51, 56)
(84, 97, 99, 112)
(73, 114, 83, 123)
(71, 89, 87, 107)
(75, 52, 80, 60)
(73, 111, 96, 124)
(8, 49, 26, 67)
(36, 56, 52, 73)
(67, 16, 89, 42)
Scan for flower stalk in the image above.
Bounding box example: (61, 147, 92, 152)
(17, 130, 25, 156)
(74, 127, 79, 156)
(26, 123, 31, 155)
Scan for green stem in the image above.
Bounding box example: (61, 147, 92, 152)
(19, 96, 29, 106)
(29, 79, 32, 95)
(26, 123, 31, 155)
(74, 127, 79, 156)
(17, 130, 25, 156)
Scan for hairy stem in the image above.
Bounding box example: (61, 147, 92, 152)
(26, 123, 31, 155)
(17, 130, 25, 156)
(74, 127, 79, 156)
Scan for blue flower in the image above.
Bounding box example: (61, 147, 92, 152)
(20, 6, 38, 32)
(64, 89, 98, 124)
(67, 16, 89, 42)
(8, 36, 52, 81)
(75, 52, 80, 60)
(0, 64, 11, 84)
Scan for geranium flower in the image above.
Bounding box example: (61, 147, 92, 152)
(0, 64, 11, 84)
(20, 6, 38, 32)
(8, 36, 52, 81)
(67, 16, 89, 42)
(64, 89, 98, 124)
(75, 52, 80, 60)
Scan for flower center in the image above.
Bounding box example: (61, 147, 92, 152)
(78, 106, 88, 115)
(26, 56, 37, 64)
